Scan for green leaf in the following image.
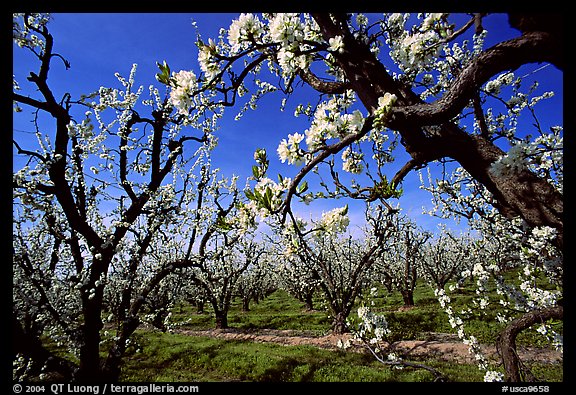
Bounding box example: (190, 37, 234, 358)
(155, 65, 167, 84)
(297, 180, 308, 194)
(245, 189, 256, 201)
(155, 60, 172, 85)
(263, 186, 273, 209)
(215, 216, 232, 231)
(253, 187, 262, 200)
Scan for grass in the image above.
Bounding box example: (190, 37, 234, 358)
(123, 273, 562, 382)
(120, 331, 489, 382)
(38, 269, 562, 382)
(172, 289, 331, 334)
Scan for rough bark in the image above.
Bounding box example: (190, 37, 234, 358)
(214, 310, 229, 329)
(311, 13, 563, 247)
(497, 306, 563, 382)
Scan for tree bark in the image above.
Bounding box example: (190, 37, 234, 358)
(303, 292, 315, 311)
(311, 13, 563, 247)
(242, 297, 251, 312)
(76, 291, 106, 382)
(401, 291, 415, 307)
(214, 310, 229, 329)
(497, 306, 563, 382)
(331, 311, 349, 334)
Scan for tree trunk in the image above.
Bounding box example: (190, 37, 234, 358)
(12, 313, 75, 380)
(303, 292, 315, 311)
(311, 13, 563, 248)
(242, 297, 250, 312)
(214, 310, 229, 329)
(401, 291, 415, 307)
(102, 317, 140, 382)
(497, 306, 563, 382)
(76, 292, 105, 382)
(331, 311, 349, 334)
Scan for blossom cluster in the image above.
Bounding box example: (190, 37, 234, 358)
(169, 70, 199, 115)
(305, 97, 366, 150)
(243, 175, 291, 221)
(355, 305, 390, 344)
(341, 147, 364, 174)
(277, 132, 305, 165)
(484, 71, 515, 95)
(267, 13, 312, 77)
(228, 13, 264, 53)
(434, 289, 501, 380)
(372, 92, 397, 130)
(196, 13, 322, 86)
(387, 13, 451, 73)
(275, 92, 368, 173)
(13, 13, 51, 51)
(317, 205, 350, 234)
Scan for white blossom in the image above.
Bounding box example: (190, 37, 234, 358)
(277, 132, 305, 165)
(318, 206, 350, 234)
(169, 70, 198, 115)
(228, 13, 264, 53)
(328, 35, 344, 53)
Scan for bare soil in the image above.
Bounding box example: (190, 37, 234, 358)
(173, 327, 562, 365)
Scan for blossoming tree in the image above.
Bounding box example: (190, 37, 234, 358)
(420, 164, 562, 381)
(168, 12, 562, 382)
(372, 214, 432, 307)
(166, 12, 562, 250)
(280, 204, 396, 334)
(12, 13, 241, 381)
(418, 226, 475, 291)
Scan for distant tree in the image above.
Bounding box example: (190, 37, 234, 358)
(279, 204, 396, 334)
(234, 252, 276, 312)
(275, 253, 320, 311)
(178, 236, 266, 329)
(374, 215, 431, 307)
(11, 13, 245, 382)
(419, 227, 474, 291)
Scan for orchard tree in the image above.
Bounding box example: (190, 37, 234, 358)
(163, 12, 563, 248)
(420, 161, 562, 381)
(172, 13, 562, 381)
(418, 226, 475, 291)
(177, 235, 266, 329)
(279, 204, 396, 334)
(373, 214, 431, 307)
(11, 13, 232, 382)
(274, 248, 320, 311)
(234, 250, 277, 312)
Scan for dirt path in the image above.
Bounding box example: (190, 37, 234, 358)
(173, 328, 562, 365)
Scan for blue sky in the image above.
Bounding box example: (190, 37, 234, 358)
(13, 13, 563, 235)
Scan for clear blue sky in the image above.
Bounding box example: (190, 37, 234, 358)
(13, 13, 563, 235)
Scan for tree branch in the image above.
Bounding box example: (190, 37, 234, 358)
(281, 117, 374, 223)
(297, 68, 350, 94)
(497, 306, 563, 382)
(388, 31, 562, 128)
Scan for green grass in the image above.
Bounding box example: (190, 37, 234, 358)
(152, 274, 562, 382)
(172, 277, 557, 347)
(38, 270, 562, 382)
(120, 331, 490, 382)
(172, 290, 331, 334)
